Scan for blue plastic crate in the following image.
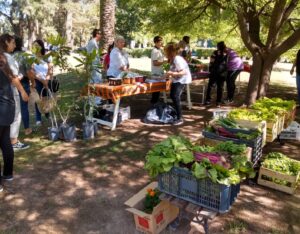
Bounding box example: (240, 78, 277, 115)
(203, 129, 263, 165)
(158, 167, 240, 213)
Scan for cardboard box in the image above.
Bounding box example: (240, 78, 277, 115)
(125, 182, 179, 234)
(279, 121, 300, 140)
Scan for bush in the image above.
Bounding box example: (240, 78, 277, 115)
(194, 48, 215, 58)
(127, 48, 152, 58)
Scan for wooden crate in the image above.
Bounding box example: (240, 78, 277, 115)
(257, 167, 300, 195)
(265, 117, 279, 142)
(277, 113, 285, 134)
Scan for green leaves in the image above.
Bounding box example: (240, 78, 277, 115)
(262, 152, 300, 176)
(145, 135, 194, 177)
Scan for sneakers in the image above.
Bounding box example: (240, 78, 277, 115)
(173, 119, 184, 125)
(204, 100, 211, 105)
(222, 99, 234, 104)
(2, 175, 13, 181)
(12, 141, 30, 152)
(36, 121, 42, 126)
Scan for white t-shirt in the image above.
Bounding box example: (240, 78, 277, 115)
(170, 55, 192, 84)
(107, 48, 129, 78)
(34, 60, 49, 80)
(86, 38, 99, 53)
(151, 47, 164, 75)
(5, 53, 21, 96)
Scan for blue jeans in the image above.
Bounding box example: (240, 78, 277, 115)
(20, 78, 31, 129)
(170, 82, 185, 120)
(297, 74, 300, 104)
(35, 80, 49, 122)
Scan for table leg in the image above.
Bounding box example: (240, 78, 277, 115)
(186, 84, 192, 110)
(237, 73, 241, 94)
(163, 91, 167, 103)
(111, 99, 120, 131)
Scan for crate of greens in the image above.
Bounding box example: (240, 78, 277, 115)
(205, 118, 263, 165)
(258, 152, 300, 194)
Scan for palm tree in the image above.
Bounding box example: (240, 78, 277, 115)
(100, 0, 116, 51)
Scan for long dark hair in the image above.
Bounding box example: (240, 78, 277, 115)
(0, 34, 14, 53)
(33, 39, 46, 55)
(14, 36, 23, 52)
(0, 53, 14, 81)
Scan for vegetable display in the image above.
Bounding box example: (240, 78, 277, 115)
(145, 135, 255, 185)
(207, 117, 261, 140)
(251, 97, 296, 115)
(262, 152, 300, 176)
(228, 108, 277, 122)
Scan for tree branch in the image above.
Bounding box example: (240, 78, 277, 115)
(0, 11, 11, 20)
(272, 28, 300, 58)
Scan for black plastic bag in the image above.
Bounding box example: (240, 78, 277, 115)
(143, 102, 177, 124)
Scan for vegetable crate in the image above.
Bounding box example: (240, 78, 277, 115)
(234, 120, 267, 145)
(125, 182, 179, 234)
(202, 129, 263, 166)
(276, 113, 285, 134)
(283, 106, 296, 129)
(258, 167, 300, 195)
(158, 167, 240, 213)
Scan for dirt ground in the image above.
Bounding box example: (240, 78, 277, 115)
(0, 70, 300, 234)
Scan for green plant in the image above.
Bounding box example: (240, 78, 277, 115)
(73, 49, 102, 123)
(144, 188, 161, 213)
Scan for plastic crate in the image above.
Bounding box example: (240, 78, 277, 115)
(202, 129, 263, 165)
(158, 167, 240, 213)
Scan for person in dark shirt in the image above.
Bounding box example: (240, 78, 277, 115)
(290, 49, 300, 107)
(0, 53, 16, 192)
(205, 41, 228, 107)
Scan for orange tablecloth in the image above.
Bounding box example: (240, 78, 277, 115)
(86, 80, 172, 103)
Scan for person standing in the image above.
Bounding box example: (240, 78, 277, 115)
(164, 42, 192, 125)
(32, 39, 52, 126)
(86, 29, 102, 84)
(107, 36, 129, 78)
(150, 36, 165, 104)
(224, 44, 244, 103)
(204, 41, 228, 107)
(290, 49, 300, 106)
(0, 53, 16, 191)
(14, 36, 34, 135)
(0, 34, 29, 151)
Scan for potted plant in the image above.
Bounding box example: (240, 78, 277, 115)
(73, 49, 102, 139)
(46, 35, 77, 142)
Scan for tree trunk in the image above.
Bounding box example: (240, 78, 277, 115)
(245, 53, 276, 106)
(100, 0, 116, 51)
(65, 10, 73, 48)
(27, 18, 38, 49)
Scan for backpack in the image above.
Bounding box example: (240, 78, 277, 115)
(143, 102, 177, 124)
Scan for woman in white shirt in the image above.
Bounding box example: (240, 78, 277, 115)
(0, 33, 29, 152)
(32, 39, 52, 125)
(107, 36, 129, 78)
(164, 42, 192, 125)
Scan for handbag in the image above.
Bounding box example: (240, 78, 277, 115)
(37, 88, 56, 114)
(48, 77, 60, 93)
